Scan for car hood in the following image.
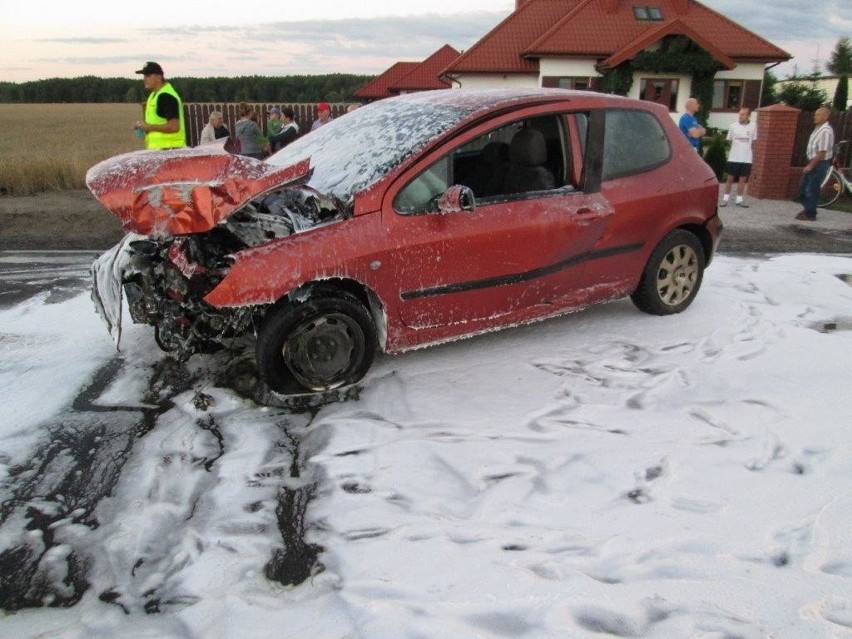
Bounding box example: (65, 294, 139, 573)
(86, 143, 311, 236)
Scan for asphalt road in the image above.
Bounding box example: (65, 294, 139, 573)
(715, 194, 852, 255)
(0, 250, 98, 310)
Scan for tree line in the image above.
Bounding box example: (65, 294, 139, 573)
(0, 73, 374, 104)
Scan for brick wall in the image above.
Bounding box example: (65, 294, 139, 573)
(749, 104, 801, 200)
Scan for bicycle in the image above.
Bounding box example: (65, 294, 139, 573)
(818, 140, 851, 207)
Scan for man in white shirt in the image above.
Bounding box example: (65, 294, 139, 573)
(795, 106, 835, 221)
(721, 108, 757, 208)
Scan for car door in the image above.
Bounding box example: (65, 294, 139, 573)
(380, 108, 616, 330)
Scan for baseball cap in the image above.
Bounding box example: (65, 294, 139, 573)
(135, 61, 164, 75)
(267, 106, 282, 115)
(317, 102, 330, 112)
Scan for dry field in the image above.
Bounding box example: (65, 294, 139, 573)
(0, 103, 145, 195)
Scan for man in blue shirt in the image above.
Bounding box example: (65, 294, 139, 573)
(679, 97, 706, 152)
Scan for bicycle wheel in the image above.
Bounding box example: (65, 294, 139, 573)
(818, 169, 843, 207)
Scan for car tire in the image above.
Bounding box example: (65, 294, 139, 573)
(256, 288, 377, 393)
(631, 230, 705, 315)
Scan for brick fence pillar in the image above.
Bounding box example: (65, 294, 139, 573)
(750, 103, 800, 200)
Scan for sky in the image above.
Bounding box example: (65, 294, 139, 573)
(0, 250, 851, 637)
(0, 0, 849, 83)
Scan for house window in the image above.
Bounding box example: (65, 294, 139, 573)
(712, 80, 744, 111)
(541, 76, 594, 90)
(559, 77, 590, 90)
(634, 6, 663, 20)
(639, 78, 679, 111)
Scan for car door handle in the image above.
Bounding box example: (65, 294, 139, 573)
(575, 207, 597, 218)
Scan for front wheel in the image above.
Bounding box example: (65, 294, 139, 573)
(256, 289, 377, 394)
(631, 230, 705, 315)
(818, 169, 843, 207)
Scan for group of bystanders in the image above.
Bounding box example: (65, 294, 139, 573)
(131, 61, 357, 161)
(679, 97, 836, 221)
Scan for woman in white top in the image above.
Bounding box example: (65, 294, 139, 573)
(199, 111, 229, 145)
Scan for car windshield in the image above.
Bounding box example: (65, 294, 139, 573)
(265, 89, 561, 206)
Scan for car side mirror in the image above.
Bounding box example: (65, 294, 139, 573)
(436, 185, 475, 215)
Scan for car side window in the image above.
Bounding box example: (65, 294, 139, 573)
(601, 109, 671, 181)
(394, 114, 570, 215)
(393, 156, 450, 214)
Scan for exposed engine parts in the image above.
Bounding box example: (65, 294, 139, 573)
(96, 187, 346, 360)
(224, 188, 343, 247)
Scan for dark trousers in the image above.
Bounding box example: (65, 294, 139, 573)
(800, 160, 831, 218)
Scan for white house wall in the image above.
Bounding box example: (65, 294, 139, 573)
(451, 74, 538, 89)
(538, 59, 599, 78)
(715, 63, 766, 81)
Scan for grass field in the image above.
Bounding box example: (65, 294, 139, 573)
(0, 104, 144, 195)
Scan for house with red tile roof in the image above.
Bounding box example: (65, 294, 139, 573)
(354, 45, 460, 101)
(442, 0, 789, 127)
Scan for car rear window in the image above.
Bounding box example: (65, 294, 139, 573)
(602, 109, 670, 181)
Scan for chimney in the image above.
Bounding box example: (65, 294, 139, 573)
(671, 0, 689, 14)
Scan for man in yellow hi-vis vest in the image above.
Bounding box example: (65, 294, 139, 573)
(133, 61, 186, 149)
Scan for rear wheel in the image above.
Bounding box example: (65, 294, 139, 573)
(818, 169, 843, 207)
(631, 230, 705, 315)
(256, 289, 377, 393)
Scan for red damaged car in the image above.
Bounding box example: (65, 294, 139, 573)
(89, 89, 721, 394)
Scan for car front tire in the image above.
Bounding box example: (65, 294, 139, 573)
(256, 289, 377, 394)
(631, 230, 705, 315)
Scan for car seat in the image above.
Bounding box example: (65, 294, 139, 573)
(474, 141, 510, 197)
(503, 129, 556, 194)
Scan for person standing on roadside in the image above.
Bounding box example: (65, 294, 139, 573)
(679, 97, 706, 152)
(721, 107, 757, 208)
(266, 107, 284, 139)
(269, 107, 299, 152)
(235, 103, 268, 160)
(199, 111, 229, 145)
(311, 102, 332, 131)
(132, 61, 186, 149)
(796, 106, 835, 222)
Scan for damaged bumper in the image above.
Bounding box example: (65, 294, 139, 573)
(91, 234, 253, 357)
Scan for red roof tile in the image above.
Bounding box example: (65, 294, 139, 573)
(354, 62, 419, 100)
(445, 0, 582, 75)
(600, 18, 735, 69)
(444, 0, 789, 76)
(390, 45, 460, 91)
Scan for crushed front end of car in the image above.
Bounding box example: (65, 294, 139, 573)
(87, 146, 345, 359)
(92, 230, 251, 357)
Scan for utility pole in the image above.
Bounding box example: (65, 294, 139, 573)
(810, 45, 823, 81)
